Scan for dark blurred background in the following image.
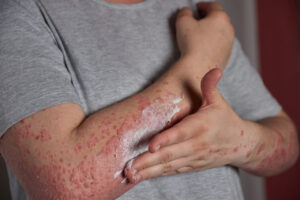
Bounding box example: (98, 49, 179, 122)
(1, 0, 300, 200)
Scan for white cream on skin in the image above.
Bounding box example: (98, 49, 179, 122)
(113, 96, 183, 181)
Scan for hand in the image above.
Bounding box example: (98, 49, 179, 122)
(176, 2, 234, 69)
(125, 68, 249, 183)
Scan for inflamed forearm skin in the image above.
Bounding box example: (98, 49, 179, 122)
(0, 55, 221, 199)
(0, 56, 215, 199)
(0, 93, 188, 200)
(236, 114, 299, 176)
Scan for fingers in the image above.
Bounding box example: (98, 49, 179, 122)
(196, 2, 223, 17)
(133, 139, 195, 171)
(148, 115, 203, 153)
(201, 68, 223, 106)
(126, 151, 213, 183)
(127, 154, 193, 183)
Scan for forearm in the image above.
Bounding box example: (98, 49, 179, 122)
(0, 55, 211, 199)
(69, 55, 213, 194)
(233, 111, 299, 176)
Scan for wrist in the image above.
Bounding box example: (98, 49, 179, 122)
(230, 119, 265, 169)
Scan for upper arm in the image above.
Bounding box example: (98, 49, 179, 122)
(0, 0, 83, 140)
(0, 1, 85, 198)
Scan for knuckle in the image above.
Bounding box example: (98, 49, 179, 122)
(214, 10, 228, 20)
(190, 138, 209, 153)
(195, 152, 206, 160)
(190, 161, 203, 169)
(191, 142, 201, 152)
(176, 166, 193, 173)
(161, 151, 173, 163)
(191, 140, 207, 152)
(162, 162, 173, 173)
(213, 11, 232, 28)
(176, 15, 190, 26)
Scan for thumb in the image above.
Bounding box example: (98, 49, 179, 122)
(201, 68, 223, 106)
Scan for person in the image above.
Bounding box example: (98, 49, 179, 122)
(0, 0, 298, 199)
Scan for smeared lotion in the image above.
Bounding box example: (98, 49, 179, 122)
(113, 96, 183, 181)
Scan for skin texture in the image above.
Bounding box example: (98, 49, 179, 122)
(0, 2, 298, 199)
(125, 69, 299, 183)
(0, 3, 235, 199)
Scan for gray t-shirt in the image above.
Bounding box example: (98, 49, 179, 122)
(0, 0, 281, 199)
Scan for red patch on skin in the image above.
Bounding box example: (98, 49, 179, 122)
(87, 134, 100, 149)
(137, 96, 151, 111)
(26, 149, 31, 154)
(20, 119, 25, 124)
(256, 143, 265, 156)
(233, 147, 239, 152)
(117, 117, 136, 136)
(240, 130, 244, 136)
(98, 124, 110, 137)
(246, 150, 251, 158)
(10, 92, 186, 199)
(163, 81, 169, 86)
(257, 129, 287, 171)
(39, 129, 52, 142)
(34, 129, 52, 142)
(74, 143, 82, 153)
(155, 89, 162, 93)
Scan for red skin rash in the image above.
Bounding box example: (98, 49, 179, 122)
(2, 94, 184, 200)
(137, 96, 151, 111)
(246, 150, 251, 158)
(256, 143, 265, 156)
(35, 129, 52, 142)
(257, 129, 288, 172)
(240, 130, 244, 136)
(233, 147, 239, 153)
(3, 118, 134, 199)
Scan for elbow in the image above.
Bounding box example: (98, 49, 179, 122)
(281, 122, 299, 173)
(288, 127, 299, 168)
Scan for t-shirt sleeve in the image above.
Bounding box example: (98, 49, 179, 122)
(218, 39, 282, 121)
(0, 0, 82, 137)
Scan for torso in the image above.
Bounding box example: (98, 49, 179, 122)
(105, 0, 144, 4)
